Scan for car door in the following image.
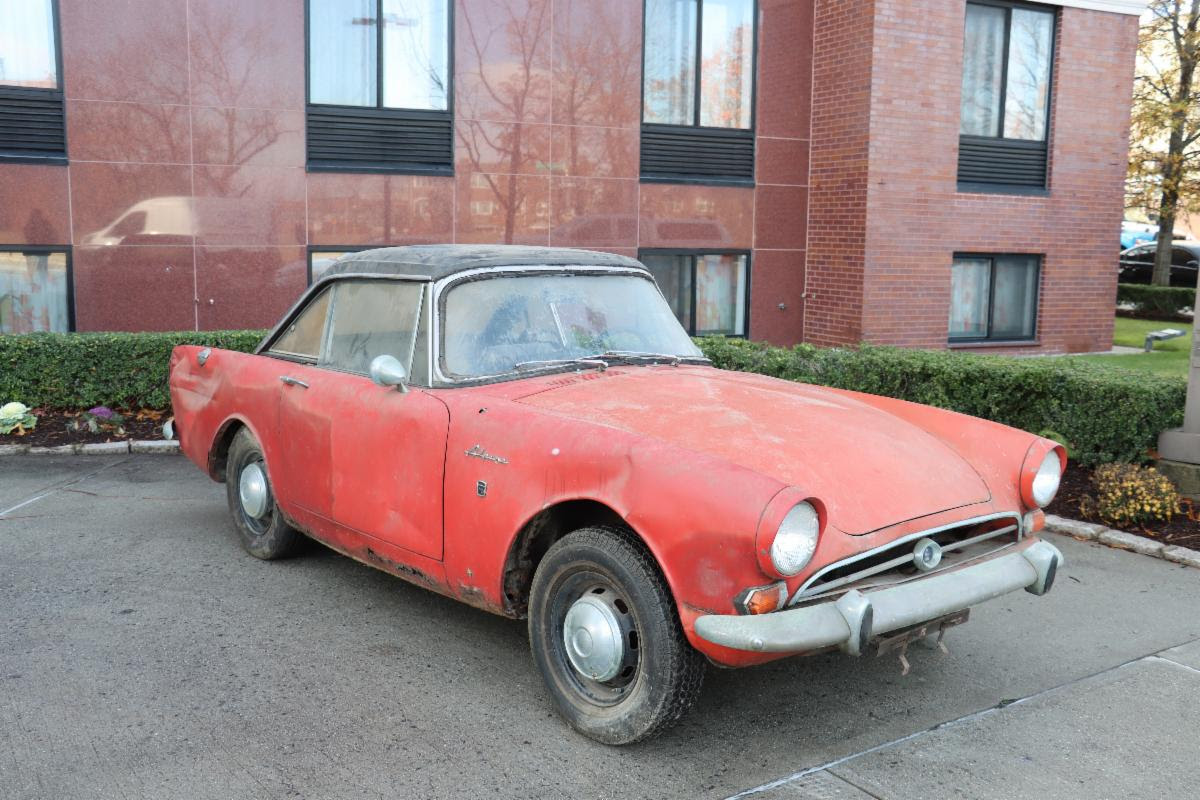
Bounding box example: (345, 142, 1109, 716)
(319, 278, 449, 560)
(1120, 245, 1153, 283)
(266, 286, 338, 522)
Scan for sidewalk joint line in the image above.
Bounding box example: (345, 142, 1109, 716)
(725, 634, 1200, 799)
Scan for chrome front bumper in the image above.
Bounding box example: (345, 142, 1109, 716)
(694, 539, 1062, 656)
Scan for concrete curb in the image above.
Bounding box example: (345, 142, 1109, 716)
(1045, 514, 1200, 569)
(0, 440, 179, 456)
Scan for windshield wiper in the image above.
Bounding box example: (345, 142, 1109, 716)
(513, 351, 710, 374)
(514, 357, 609, 373)
(597, 351, 712, 366)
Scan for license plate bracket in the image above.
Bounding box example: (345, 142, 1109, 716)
(871, 608, 970, 658)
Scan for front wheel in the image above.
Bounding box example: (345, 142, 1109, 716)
(528, 526, 705, 745)
(225, 428, 302, 560)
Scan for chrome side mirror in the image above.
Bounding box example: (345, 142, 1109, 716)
(369, 354, 409, 393)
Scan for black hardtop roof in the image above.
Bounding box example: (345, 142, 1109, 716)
(323, 245, 648, 282)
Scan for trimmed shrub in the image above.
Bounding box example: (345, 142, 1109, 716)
(0, 331, 265, 410)
(0, 330, 1185, 467)
(696, 337, 1186, 466)
(1116, 283, 1195, 318)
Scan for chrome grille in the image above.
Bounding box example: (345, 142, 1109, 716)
(791, 513, 1023, 605)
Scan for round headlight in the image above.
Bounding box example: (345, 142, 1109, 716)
(770, 502, 820, 576)
(1031, 450, 1062, 507)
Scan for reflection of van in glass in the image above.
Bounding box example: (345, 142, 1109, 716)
(81, 196, 272, 246)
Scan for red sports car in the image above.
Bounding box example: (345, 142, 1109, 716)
(169, 245, 1065, 744)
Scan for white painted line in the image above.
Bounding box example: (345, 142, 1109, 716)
(0, 493, 50, 518)
(0, 459, 130, 520)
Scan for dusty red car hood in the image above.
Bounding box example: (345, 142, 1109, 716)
(515, 367, 991, 535)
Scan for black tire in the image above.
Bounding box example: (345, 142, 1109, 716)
(528, 525, 705, 745)
(225, 428, 302, 560)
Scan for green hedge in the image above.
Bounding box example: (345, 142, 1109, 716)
(0, 331, 265, 410)
(697, 337, 1186, 466)
(1116, 283, 1196, 318)
(0, 330, 1186, 465)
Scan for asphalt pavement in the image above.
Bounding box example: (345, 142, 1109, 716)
(1, 456, 1197, 799)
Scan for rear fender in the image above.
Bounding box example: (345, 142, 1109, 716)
(169, 345, 279, 481)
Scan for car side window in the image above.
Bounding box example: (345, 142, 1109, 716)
(1129, 246, 1153, 263)
(324, 280, 425, 376)
(268, 288, 332, 361)
(1173, 247, 1198, 266)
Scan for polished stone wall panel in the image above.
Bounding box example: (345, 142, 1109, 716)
(3, 0, 815, 342)
(196, 246, 308, 329)
(59, 0, 190, 104)
(72, 245, 196, 331)
(0, 166, 71, 245)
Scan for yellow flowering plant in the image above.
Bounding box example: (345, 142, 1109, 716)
(1088, 464, 1180, 527)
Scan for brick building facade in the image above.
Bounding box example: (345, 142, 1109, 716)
(0, 0, 1143, 352)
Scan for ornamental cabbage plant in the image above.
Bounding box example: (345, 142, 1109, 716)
(0, 402, 37, 435)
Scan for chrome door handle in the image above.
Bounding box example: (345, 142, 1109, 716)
(279, 376, 309, 388)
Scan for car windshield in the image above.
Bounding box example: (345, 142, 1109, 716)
(441, 272, 704, 378)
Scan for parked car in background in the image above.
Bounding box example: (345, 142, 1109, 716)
(1119, 242, 1200, 287)
(1120, 219, 1158, 251)
(169, 245, 1066, 745)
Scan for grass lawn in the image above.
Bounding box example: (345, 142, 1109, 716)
(1065, 317, 1191, 378)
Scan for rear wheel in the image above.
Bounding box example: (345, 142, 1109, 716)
(528, 525, 705, 745)
(225, 428, 302, 560)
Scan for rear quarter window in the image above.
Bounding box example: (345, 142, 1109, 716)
(268, 289, 331, 360)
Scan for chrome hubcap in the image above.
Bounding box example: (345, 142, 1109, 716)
(563, 595, 624, 682)
(239, 462, 269, 520)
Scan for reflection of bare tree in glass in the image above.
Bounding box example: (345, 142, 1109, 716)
(555, 0, 639, 192)
(190, 14, 284, 194)
(457, 0, 550, 243)
(700, 23, 751, 128)
(381, 3, 449, 109)
(1001, 12, 1052, 140)
(642, 0, 696, 125)
(70, 33, 188, 176)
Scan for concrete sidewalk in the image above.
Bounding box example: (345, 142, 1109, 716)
(739, 643, 1200, 799)
(1, 456, 1197, 799)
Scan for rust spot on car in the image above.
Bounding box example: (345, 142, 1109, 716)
(364, 547, 437, 588)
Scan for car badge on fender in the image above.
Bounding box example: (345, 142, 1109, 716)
(466, 444, 508, 465)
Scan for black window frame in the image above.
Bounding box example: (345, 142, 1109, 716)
(0, 245, 74, 333)
(957, 0, 1057, 194)
(303, 0, 454, 176)
(948, 252, 1041, 345)
(0, 0, 67, 165)
(639, 0, 758, 186)
(639, 248, 752, 337)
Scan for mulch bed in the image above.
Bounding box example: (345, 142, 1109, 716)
(2, 409, 167, 448)
(1046, 462, 1200, 551)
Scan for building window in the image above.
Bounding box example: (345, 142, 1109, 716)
(0, 0, 66, 164)
(640, 0, 756, 184)
(641, 251, 749, 336)
(949, 254, 1039, 343)
(958, 1, 1055, 191)
(0, 248, 71, 333)
(309, 248, 366, 284)
(306, 0, 452, 174)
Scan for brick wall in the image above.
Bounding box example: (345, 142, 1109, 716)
(808, 2, 1138, 354)
(803, 0, 876, 347)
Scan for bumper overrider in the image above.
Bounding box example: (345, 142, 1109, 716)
(694, 539, 1063, 656)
